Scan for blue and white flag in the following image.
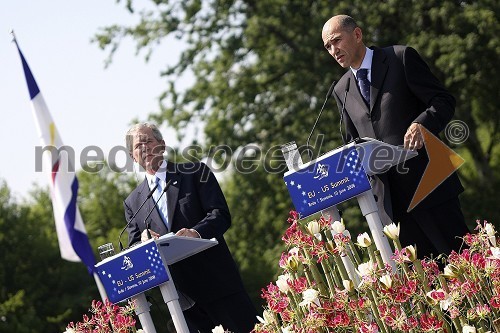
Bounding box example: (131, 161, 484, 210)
(13, 36, 96, 273)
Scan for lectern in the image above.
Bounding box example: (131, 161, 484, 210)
(95, 234, 218, 333)
(282, 138, 417, 273)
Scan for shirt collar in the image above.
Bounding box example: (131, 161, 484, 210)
(145, 160, 167, 189)
(351, 47, 373, 80)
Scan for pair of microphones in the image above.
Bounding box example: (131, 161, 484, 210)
(117, 179, 172, 251)
(305, 77, 351, 158)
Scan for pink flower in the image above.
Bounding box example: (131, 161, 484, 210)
(490, 295, 500, 309)
(419, 313, 443, 331)
(261, 283, 290, 313)
(358, 321, 379, 333)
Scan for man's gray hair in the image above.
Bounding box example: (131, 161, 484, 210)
(125, 122, 163, 154)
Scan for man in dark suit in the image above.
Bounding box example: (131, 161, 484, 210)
(322, 15, 469, 259)
(124, 123, 258, 333)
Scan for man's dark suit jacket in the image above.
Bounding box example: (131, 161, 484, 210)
(124, 161, 246, 303)
(333, 45, 463, 220)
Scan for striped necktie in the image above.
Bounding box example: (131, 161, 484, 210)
(356, 68, 370, 105)
(153, 176, 169, 230)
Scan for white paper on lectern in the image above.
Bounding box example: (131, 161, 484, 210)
(155, 233, 218, 265)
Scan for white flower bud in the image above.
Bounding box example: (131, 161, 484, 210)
(485, 223, 496, 246)
(356, 232, 372, 247)
(379, 274, 392, 289)
(462, 324, 476, 333)
(298, 288, 320, 307)
(383, 223, 400, 240)
(331, 220, 345, 234)
(307, 220, 321, 235)
(276, 274, 291, 294)
(212, 325, 225, 333)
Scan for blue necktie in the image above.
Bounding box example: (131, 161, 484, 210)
(356, 68, 370, 105)
(153, 177, 169, 230)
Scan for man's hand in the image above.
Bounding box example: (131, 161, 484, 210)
(176, 228, 201, 238)
(141, 229, 160, 242)
(404, 123, 424, 150)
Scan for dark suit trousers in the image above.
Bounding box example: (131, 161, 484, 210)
(182, 291, 258, 333)
(397, 197, 470, 260)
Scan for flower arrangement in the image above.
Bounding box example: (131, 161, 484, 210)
(252, 211, 500, 333)
(64, 299, 142, 333)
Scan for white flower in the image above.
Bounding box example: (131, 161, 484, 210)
(356, 232, 372, 247)
(442, 264, 460, 278)
(276, 274, 291, 294)
(462, 325, 476, 333)
(489, 247, 500, 260)
(257, 309, 275, 325)
(212, 325, 225, 333)
(357, 260, 377, 277)
(136, 330, 145, 333)
(440, 295, 453, 311)
(298, 288, 320, 307)
(405, 245, 417, 261)
(307, 220, 321, 235)
(331, 220, 345, 234)
(485, 223, 497, 246)
(63, 329, 76, 333)
(342, 279, 354, 292)
(281, 325, 295, 333)
(383, 223, 400, 240)
(288, 247, 300, 257)
(379, 274, 392, 289)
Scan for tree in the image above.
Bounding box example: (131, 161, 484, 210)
(93, 0, 500, 307)
(0, 166, 141, 333)
(0, 181, 96, 333)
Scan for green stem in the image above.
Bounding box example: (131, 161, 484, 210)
(328, 257, 343, 289)
(320, 259, 337, 298)
(303, 251, 328, 296)
(348, 239, 362, 266)
(367, 290, 388, 333)
(333, 253, 350, 282)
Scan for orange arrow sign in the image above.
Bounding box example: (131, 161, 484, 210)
(407, 125, 465, 212)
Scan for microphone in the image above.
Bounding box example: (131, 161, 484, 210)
(339, 77, 351, 145)
(144, 179, 172, 239)
(118, 183, 158, 251)
(306, 80, 337, 160)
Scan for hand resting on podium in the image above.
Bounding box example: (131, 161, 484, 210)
(141, 228, 201, 242)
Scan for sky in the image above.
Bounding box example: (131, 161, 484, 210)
(1, 1, 192, 200)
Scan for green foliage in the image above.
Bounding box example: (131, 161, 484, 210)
(0, 181, 93, 332)
(77, 162, 136, 250)
(0, 166, 141, 332)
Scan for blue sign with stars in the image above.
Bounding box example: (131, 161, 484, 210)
(95, 239, 169, 303)
(284, 146, 371, 218)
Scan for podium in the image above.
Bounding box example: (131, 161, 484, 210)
(95, 234, 218, 333)
(281, 138, 417, 274)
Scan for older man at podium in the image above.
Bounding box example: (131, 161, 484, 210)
(124, 122, 258, 333)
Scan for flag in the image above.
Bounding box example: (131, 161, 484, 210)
(13, 35, 96, 273)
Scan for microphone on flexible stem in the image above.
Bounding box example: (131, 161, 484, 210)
(339, 77, 351, 145)
(306, 80, 337, 160)
(118, 183, 159, 251)
(144, 179, 172, 239)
